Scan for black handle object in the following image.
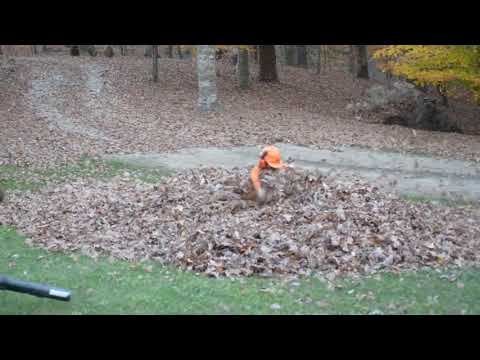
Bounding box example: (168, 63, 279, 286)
(0, 275, 71, 302)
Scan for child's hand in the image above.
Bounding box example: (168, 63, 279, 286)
(256, 188, 267, 204)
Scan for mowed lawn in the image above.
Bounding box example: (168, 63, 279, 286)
(2, 226, 480, 315)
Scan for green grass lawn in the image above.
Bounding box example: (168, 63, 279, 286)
(1, 226, 479, 315)
(0, 157, 172, 192)
(1, 160, 479, 315)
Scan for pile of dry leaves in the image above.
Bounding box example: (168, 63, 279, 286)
(1, 168, 479, 278)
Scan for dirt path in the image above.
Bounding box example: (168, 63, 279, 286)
(28, 58, 113, 142)
(106, 143, 480, 203)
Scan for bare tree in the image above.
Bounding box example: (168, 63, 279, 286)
(284, 45, 295, 66)
(197, 45, 217, 111)
(296, 45, 307, 68)
(87, 45, 97, 57)
(259, 45, 278, 82)
(350, 45, 369, 79)
(144, 45, 152, 57)
(104, 46, 114, 57)
(254, 45, 260, 63)
(152, 45, 159, 82)
(70, 46, 80, 56)
(316, 45, 322, 74)
(237, 47, 249, 89)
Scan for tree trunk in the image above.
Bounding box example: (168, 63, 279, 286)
(70, 45, 80, 56)
(237, 47, 249, 89)
(167, 45, 173, 58)
(152, 45, 159, 82)
(349, 45, 355, 75)
(144, 45, 152, 57)
(259, 45, 278, 82)
(357, 45, 369, 78)
(316, 45, 322, 74)
(32, 45, 37, 55)
(177, 46, 183, 59)
(437, 85, 449, 107)
(197, 45, 217, 111)
(119, 45, 126, 56)
(350, 45, 369, 79)
(231, 48, 238, 67)
(297, 45, 307, 67)
(79, 45, 90, 53)
(42, 45, 47, 52)
(87, 45, 97, 57)
(284, 45, 295, 66)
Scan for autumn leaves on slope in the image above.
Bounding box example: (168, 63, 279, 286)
(1, 168, 478, 278)
(3, 56, 480, 170)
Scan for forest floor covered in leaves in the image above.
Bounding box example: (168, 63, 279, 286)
(1, 53, 480, 287)
(2, 53, 480, 169)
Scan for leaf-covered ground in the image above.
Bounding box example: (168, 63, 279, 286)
(1, 52, 480, 283)
(2, 54, 480, 170)
(1, 167, 479, 279)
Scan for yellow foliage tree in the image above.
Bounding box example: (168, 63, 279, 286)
(373, 45, 480, 104)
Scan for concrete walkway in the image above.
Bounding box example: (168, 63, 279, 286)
(105, 143, 480, 203)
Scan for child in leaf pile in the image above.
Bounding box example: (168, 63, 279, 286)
(244, 145, 290, 204)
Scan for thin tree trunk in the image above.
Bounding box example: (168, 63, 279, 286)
(177, 46, 183, 59)
(349, 45, 355, 75)
(323, 46, 329, 72)
(316, 45, 322, 74)
(87, 45, 97, 57)
(258, 45, 278, 82)
(167, 45, 173, 58)
(284, 45, 295, 66)
(42, 45, 47, 52)
(358, 45, 369, 78)
(144, 45, 152, 57)
(237, 47, 249, 89)
(437, 85, 449, 107)
(297, 45, 307, 67)
(152, 45, 159, 82)
(197, 45, 217, 111)
(32, 45, 37, 55)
